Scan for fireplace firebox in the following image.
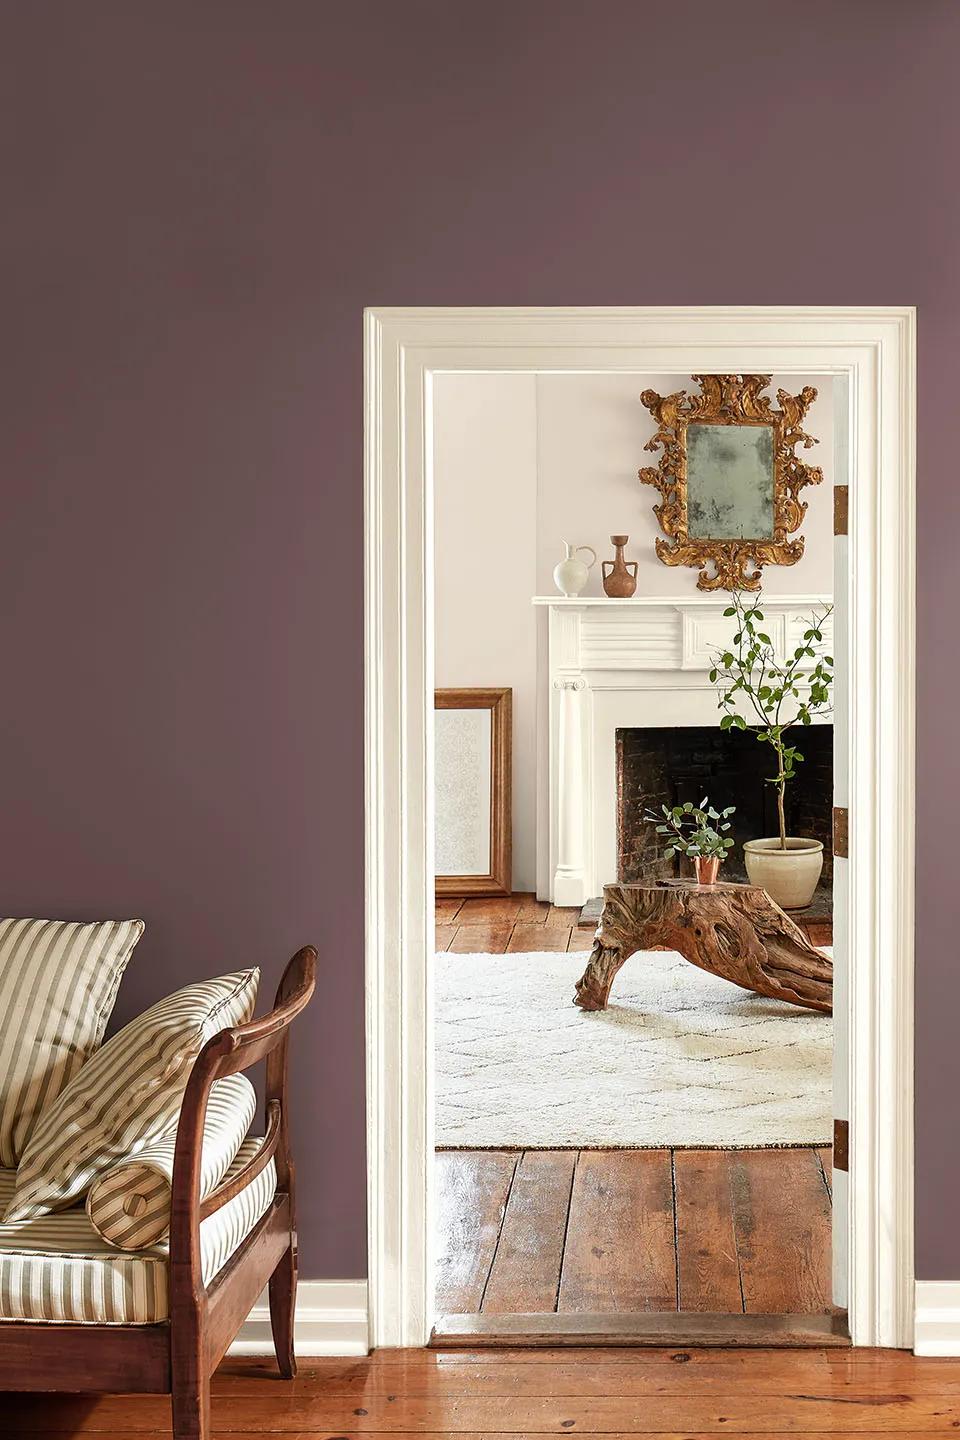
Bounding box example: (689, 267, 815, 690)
(616, 724, 833, 890)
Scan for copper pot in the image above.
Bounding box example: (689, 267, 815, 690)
(694, 855, 721, 886)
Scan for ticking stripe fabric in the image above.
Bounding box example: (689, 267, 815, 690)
(0, 1141, 276, 1323)
(4, 969, 259, 1223)
(86, 1073, 256, 1249)
(0, 918, 144, 1166)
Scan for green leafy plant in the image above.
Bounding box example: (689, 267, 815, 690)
(708, 589, 834, 851)
(644, 797, 736, 861)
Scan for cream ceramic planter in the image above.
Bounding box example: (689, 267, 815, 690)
(743, 837, 824, 910)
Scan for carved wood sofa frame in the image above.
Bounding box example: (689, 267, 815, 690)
(0, 945, 317, 1440)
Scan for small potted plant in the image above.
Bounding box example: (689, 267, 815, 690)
(644, 797, 736, 886)
(709, 589, 833, 909)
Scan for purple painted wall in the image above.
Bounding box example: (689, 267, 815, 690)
(0, 0, 954, 1279)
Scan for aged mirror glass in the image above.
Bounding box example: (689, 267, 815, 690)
(686, 422, 775, 540)
(639, 375, 822, 590)
(435, 706, 492, 877)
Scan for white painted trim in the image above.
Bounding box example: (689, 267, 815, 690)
(914, 1283, 960, 1356)
(229, 1281, 369, 1357)
(364, 306, 916, 1350)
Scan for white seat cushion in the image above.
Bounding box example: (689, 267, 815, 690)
(0, 1139, 275, 1324)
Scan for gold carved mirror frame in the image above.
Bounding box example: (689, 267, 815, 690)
(638, 374, 823, 591)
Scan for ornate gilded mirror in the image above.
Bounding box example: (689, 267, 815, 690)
(638, 374, 822, 590)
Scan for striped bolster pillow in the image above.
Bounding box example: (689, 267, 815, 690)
(4, 968, 259, 1224)
(86, 1073, 257, 1249)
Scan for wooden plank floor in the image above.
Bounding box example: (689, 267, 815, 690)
(9, 1345, 960, 1436)
(436, 894, 596, 955)
(436, 893, 831, 954)
(436, 1147, 833, 1317)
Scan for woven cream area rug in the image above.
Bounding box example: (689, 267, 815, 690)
(435, 948, 832, 1149)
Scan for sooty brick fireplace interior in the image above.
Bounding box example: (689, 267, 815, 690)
(616, 724, 833, 891)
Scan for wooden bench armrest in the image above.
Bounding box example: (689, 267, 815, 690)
(198, 1099, 281, 1220)
(168, 945, 317, 1295)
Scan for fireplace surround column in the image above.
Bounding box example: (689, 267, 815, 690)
(553, 677, 589, 905)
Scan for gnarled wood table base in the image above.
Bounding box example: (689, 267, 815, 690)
(574, 881, 832, 1015)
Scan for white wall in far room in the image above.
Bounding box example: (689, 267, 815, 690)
(433, 373, 539, 891)
(535, 372, 834, 596)
(433, 371, 835, 895)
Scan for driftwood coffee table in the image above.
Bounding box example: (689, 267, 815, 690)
(574, 880, 833, 1015)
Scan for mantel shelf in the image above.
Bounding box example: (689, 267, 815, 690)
(532, 594, 830, 607)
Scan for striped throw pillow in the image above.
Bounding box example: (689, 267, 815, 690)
(0, 918, 145, 1166)
(4, 968, 258, 1223)
(86, 1072, 256, 1249)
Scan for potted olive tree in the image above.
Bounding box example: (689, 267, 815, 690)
(709, 590, 833, 909)
(644, 797, 736, 886)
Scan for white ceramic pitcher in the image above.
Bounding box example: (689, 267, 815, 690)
(553, 541, 597, 597)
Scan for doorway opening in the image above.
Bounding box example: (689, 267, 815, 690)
(364, 307, 915, 1351)
(431, 367, 839, 1344)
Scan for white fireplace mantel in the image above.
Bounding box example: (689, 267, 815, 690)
(534, 594, 832, 905)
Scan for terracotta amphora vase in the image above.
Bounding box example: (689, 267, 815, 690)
(602, 535, 638, 597)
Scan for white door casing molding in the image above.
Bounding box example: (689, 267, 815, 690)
(364, 307, 916, 1349)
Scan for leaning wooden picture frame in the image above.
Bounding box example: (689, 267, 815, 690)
(434, 687, 512, 898)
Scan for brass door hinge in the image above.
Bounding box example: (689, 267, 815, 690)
(833, 806, 849, 858)
(834, 485, 849, 536)
(833, 1118, 849, 1172)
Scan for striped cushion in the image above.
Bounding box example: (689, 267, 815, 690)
(86, 1073, 256, 1249)
(4, 969, 259, 1223)
(0, 1141, 276, 1324)
(0, 918, 144, 1166)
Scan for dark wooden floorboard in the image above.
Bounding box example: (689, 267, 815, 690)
(674, 1149, 744, 1313)
(482, 1151, 576, 1314)
(558, 1151, 677, 1313)
(434, 1150, 517, 1314)
(446, 922, 514, 953)
(729, 1147, 833, 1314)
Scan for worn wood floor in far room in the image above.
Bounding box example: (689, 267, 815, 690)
(436, 1146, 833, 1318)
(435, 893, 598, 954)
(436, 892, 833, 953)
(10, 1346, 960, 1437)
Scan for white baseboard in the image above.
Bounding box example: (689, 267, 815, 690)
(914, 1282, 960, 1355)
(229, 1279, 368, 1357)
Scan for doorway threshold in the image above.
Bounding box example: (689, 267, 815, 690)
(431, 1310, 850, 1348)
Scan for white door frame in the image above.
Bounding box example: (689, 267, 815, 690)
(364, 306, 916, 1349)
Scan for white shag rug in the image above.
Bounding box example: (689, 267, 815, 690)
(435, 948, 832, 1149)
